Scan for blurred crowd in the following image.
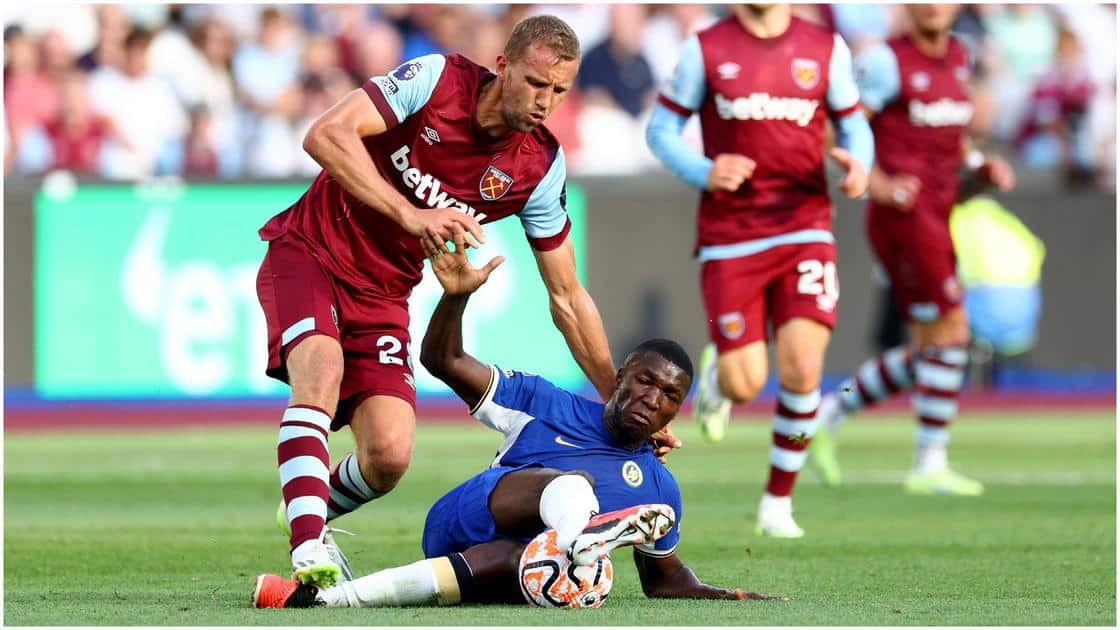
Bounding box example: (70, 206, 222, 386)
(3, 4, 1115, 189)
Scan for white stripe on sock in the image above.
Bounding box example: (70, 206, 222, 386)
(936, 347, 970, 366)
(772, 417, 819, 438)
(278, 425, 328, 448)
(912, 395, 959, 421)
(342, 453, 377, 501)
(857, 359, 888, 399)
(883, 347, 913, 388)
(328, 487, 362, 512)
(915, 362, 965, 391)
(778, 389, 820, 414)
(915, 424, 951, 447)
(279, 456, 330, 487)
(287, 495, 328, 522)
(770, 446, 809, 472)
(282, 406, 332, 432)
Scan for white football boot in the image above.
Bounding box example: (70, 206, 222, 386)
(568, 504, 676, 566)
(754, 494, 805, 539)
(277, 500, 354, 583)
(694, 344, 731, 443)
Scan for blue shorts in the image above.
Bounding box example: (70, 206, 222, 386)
(421, 464, 537, 558)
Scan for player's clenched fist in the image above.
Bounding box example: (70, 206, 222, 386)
(707, 153, 756, 192)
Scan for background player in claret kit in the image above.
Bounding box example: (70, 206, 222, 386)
(252, 234, 784, 609)
(254, 15, 675, 587)
(645, 3, 873, 539)
(807, 4, 1015, 496)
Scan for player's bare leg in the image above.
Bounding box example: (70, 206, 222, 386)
(344, 395, 416, 505)
(905, 307, 982, 496)
(755, 318, 829, 538)
(695, 341, 767, 442)
(253, 539, 525, 608)
(279, 335, 344, 587)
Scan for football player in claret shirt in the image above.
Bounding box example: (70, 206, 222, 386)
(808, 4, 1015, 496)
(252, 232, 784, 609)
(255, 15, 684, 588)
(646, 3, 874, 539)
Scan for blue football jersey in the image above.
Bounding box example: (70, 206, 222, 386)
(470, 365, 683, 556)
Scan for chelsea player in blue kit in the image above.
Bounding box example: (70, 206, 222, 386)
(254, 228, 783, 608)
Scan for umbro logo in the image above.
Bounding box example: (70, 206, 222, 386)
(422, 126, 441, 145)
(554, 436, 582, 449)
(717, 61, 740, 80)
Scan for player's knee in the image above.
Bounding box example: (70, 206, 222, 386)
(355, 441, 413, 493)
(720, 366, 765, 403)
(778, 355, 822, 392)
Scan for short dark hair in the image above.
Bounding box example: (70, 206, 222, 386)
(504, 15, 580, 64)
(626, 339, 694, 387)
(125, 27, 153, 50)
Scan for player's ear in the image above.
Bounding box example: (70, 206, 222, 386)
(495, 54, 509, 79)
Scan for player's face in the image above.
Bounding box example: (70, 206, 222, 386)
(605, 353, 691, 447)
(496, 43, 578, 133)
(907, 4, 960, 36)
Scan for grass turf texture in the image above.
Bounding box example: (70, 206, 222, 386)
(4, 411, 1115, 625)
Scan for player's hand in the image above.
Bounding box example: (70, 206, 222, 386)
(980, 154, 1016, 192)
(732, 588, 790, 602)
(828, 147, 869, 199)
(650, 424, 682, 463)
(423, 225, 504, 295)
(410, 207, 485, 255)
(707, 154, 755, 192)
(870, 173, 921, 211)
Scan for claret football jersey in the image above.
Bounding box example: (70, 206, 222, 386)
(260, 54, 571, 299)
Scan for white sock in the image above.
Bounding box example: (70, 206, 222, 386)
(539, 474, 600, 551)
(914, 445, 948, 475)
(320, 558, 461, 607)
(759, 492, 792, 517)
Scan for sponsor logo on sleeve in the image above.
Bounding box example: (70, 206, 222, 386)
(791, 58, 820, 90)
(479, 165, 514, 201)
(392, 61, 423, 81)
(377, 77, 399, 96)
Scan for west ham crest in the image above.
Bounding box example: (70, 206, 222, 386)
(717, 312, 745, 340)
(791, 58, 820, 90)
(479, 165, 514, 201)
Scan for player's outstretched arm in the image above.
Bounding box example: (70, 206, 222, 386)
(302, 89, 483, 251)
(419, 229, 503, 408)
(633, 551, 788, 601)
(532, 236, 616, 401)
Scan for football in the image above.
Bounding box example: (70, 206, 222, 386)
(518, 529, 614, 608)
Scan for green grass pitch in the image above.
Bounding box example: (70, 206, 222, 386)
(4, 410, 1115, 625)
